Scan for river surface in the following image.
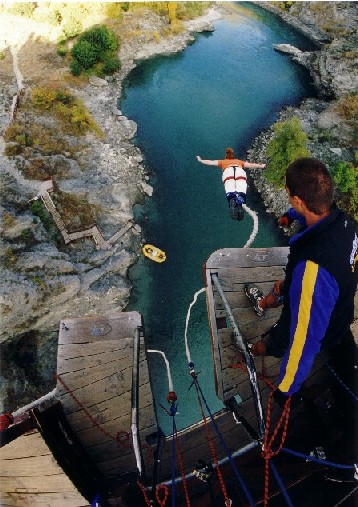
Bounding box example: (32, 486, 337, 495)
(121, 2, 316, 434)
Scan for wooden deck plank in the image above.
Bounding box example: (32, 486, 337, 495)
(58, 348, 148, 392)
(58, 312, 143, 344)
(57, 340, 131, 360)
(206, 247, 289, 269)
(57, 342, 133, 373)
(64, 383, 153, 430)
(212, 266, 286, 290)
(0, 431, 88, 506)
(0, 492, 89, 507)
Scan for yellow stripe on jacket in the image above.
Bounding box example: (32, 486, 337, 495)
(278, 261, 319, 393)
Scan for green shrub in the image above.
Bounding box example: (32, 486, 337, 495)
(31, 87, 58, 110)
(54, 100, 102, 137)
(331, 161, 358, 193)
(265, 117, 311, 188)
(71, 40, 98, 69)
(331, 161, 358, 222)
(30, 200, 52, 230)
(101, 54, 121, 74)
(57, 46, 67, 57)
(78, 25, 118, 53)
(56, 89, 73, 105)
(175, 2, 211, 20)
(71, 25, 120, 76)
(70, 59, 82, 76)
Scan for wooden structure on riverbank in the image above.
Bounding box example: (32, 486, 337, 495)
(1, 247, 357, 506)
(34, 180, 135, 250)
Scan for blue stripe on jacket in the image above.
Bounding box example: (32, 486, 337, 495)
(278, 260, 339, 395)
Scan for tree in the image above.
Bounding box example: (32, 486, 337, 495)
(265, 117, 311, 188)
(331, 161, 358, 221)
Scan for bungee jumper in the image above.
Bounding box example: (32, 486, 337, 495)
(196, 147, 266, 221)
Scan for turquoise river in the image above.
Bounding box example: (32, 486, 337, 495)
(121, 2, 316, 434)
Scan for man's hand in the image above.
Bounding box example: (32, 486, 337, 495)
(278, 213, 292, 228)
(250, 340, 267, 356)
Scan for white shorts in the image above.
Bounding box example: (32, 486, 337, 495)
(222, 166, 247, 195)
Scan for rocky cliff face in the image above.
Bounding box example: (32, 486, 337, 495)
(259, 1, 358, 99)
(249, 2, 357, 226)
(0, 6, 223, 411)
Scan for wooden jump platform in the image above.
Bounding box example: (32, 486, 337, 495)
(205, 247, 287, 401)
(56, 312, 158, 482)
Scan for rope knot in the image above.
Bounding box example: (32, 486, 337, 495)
(0, 412, 13, 431)
(167, 391, 177, 404)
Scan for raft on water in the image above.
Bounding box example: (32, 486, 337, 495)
(142, 243, 166, 263)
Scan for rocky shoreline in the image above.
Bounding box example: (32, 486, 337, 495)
(1, 2, 356, 411)
(247, 2, 357, 232)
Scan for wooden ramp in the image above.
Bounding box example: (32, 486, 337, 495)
(0, 428, 89, 507)
(0, 400, 105, 507)
(205, 247, 287, 402)
(56, 312, 158, 482)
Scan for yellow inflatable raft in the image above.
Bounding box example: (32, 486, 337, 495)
(142, 244, 166, 263)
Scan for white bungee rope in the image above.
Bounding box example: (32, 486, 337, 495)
(243, 204, 259, 248)
(147, 349, 174, 392)
(184, 288, 206, 366)
(184, 202, 258, 366)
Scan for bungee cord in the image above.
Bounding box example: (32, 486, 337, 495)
(148, 349, 174, 393)
(243, 204, 259, 248)
(184, 287, 206, 368)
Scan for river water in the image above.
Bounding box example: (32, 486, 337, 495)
(121, 3, 316, 434)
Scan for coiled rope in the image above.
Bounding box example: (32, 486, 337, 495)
(261, 389, 292, 507)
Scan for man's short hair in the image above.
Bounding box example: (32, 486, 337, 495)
(286, 158, 334, 215)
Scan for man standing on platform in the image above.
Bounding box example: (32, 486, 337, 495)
(245, 158, 357, 422)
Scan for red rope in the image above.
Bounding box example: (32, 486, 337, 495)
(155, 484, 169, 507)
(193, 380, 231, 507)
(174, 425, 191, 507)
(228, 359, 278, 390)
(56, 374, 153, 463)
(137, 479, 169, 507)
(228, 360, 292, 506)
(137, 478, 152, 507)
(261, 389, 291, 507)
